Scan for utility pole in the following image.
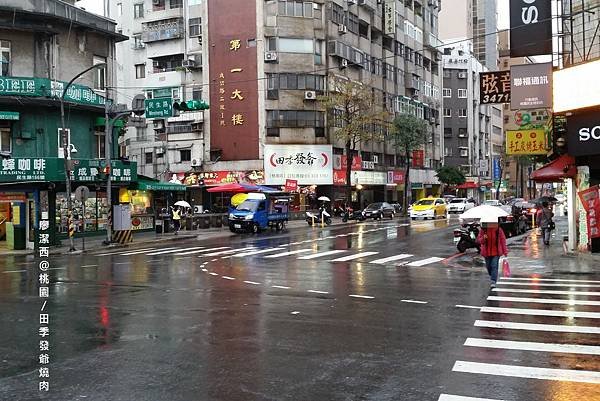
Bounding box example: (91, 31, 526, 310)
(59, 63, 107, 252)
(104, 96, 113, 245)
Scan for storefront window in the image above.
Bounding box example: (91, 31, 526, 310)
(130, 190, 153, 215)
(56, 192, 108, 233)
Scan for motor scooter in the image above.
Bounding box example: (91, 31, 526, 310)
(453, 222, 480, 253)
(341, 206, 364, 222)
(306, 208, 332, 226)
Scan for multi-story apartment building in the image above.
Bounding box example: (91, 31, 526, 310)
(438, 0, 498, 70)
(0, 0, 128, 249)
(442, 40, 503, 200)
(114, 0, 444, 208)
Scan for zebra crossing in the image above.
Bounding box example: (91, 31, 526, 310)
(90, 245, 445, 267)
(439, 276, 600, 401)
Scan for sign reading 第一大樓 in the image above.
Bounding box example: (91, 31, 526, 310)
(0, 76, 108, 107)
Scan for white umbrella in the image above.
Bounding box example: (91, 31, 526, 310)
(459, 205, 508, 223)
(174, 200, 191, 208)
(318, 196, 331, 202)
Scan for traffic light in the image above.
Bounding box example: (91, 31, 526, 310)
(173, 100, 209, 111)
(98, 166, 111, 180)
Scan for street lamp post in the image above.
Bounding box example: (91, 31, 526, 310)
(59, 63, 107, 252)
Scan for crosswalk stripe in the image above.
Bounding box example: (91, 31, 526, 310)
(264, 249, 313, 259)
(99, 248, 157, 256)
(369, 254, 413, 265)
(438, 395, 505, 401)
(487, 295, 600, 306)
(202, 247, 255, 257)
(499, 277, 600, 284)
(177, 247, 229, 256)
(146, 247, 203, 256)
(331, 252, 379, 262)
(480, 306, 600, 319)
(452, 360, 600, 384)
(407, 257, 444, 267)
(121, 247, 176, 256)
(464, 338, 600, 355)
(474, 320, 600, 334)
(297, 250, 347, 260)
(492, 288, 600, 296)
(496, 282, 599, 288)
(234, 248, 284, 257)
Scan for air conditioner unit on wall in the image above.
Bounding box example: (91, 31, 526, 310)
(304, 90, 317, 100)
(191, 159, 199, 167)
(264, 51, 278, 62)
(338, 25, 347, 34)
(182, 59, 196, 68)
(373, 155, 379, 164)
(341, 59, 348, 68)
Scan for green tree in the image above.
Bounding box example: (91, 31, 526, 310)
(319, 78, 390, 203)
(390, 114, 428, 214)
(435, 166, 466, 195)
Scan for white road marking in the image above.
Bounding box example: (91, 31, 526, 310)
(438, 395, 505, 401)
(465, 338, 600, 355)
(455, 305, 482, 310)
(499, 277, 600, 284)
(492, 288, 600, 296)
(201, 268, 208, 272)
(264, 249, 313, 259)
(307, 290, 328, 294)
(331, 252, 379, 262)
(291, 311, 300, 315)
(349, 294, 375, 299)
(452, 361, 600, 384)
(496, 281, 599, 288)
(488, 295, 600, 306)
(222, 276, 235, 280)
(369, 254, 413, 265)
(95, 248, 155, 256)
(209, 272, 219, 276)
(401, 299, 428, 304)
(407, 257, 445, 267)
(480, 306, 600, 319)
(146, 247, 203, 256)
(474, 320, 600, 334)
(2, 270, 26, 273)
(81, 264, 98, 268)
(297, 250, 347, 260)
(202, 247, 255, 257)
(177, 247, 229, 256)
(243, 280, 261, 285)
(234, 248, 284, 257)
(118, 248, 162, 256)
(272, 285, 291, 289)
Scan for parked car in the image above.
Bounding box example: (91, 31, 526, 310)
(482, 199, 502, 207)
(362, 202, 395, 220)
(410, 197, 447, 220)
(447, 198, 476, 214)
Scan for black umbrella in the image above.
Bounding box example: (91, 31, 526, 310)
(532, 196, 558, 205)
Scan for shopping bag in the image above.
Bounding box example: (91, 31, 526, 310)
(501, 257, 511, 278)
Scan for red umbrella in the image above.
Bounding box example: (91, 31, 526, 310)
(206, 182, 260, 193)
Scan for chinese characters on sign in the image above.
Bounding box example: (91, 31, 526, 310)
(37, 215, 51, 392)
(506, 129, 548, 155)
(383, 1, 396, 36)
(169, 170, 265, 186)
(480, 71, 511, 104)
(0, 158, 135, 182)
(264, 144, 333, 185)
(510, 63, 553, 110)
(145, 97, 173, 119)
(578, 186, 600, 240)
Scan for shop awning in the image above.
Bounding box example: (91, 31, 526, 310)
(530, 154, 576, 182)
(207, 182, 260, 193)
(456, 181, 478, 189)
(135, 177, 186, 191)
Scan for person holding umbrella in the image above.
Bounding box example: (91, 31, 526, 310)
(171, 206, 182, 235)
(477, 216, 508, 288)
(536, 201, 554, 246)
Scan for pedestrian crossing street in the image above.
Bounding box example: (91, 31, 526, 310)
(439, 276, 600, 401)
(93, 245, 445, 267)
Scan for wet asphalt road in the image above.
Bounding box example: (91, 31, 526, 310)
(0, 217, 599, 401)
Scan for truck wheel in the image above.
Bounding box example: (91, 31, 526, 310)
(390, 212, 395, 220)
(252, 223, 260, 234)
(229, 225, 236, 233)
(276, 221, 283, 231)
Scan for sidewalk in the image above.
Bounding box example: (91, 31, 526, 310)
(4, 218, 352, 256)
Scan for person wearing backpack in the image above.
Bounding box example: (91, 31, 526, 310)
(477, 218, 509, 288)
(536, 201, 554, 246)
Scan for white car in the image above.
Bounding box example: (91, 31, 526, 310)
(482, 199, 502, 207)
(447, 198, 476, 214)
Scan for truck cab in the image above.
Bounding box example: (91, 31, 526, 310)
(228, 193, 289, 233)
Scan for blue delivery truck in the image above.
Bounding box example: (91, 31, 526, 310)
(228, 193, 290, 234)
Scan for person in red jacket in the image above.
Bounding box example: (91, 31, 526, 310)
(477, 218, 509, 288)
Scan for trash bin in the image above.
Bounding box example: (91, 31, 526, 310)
(199, 216, 209, 229)
(163, 218, 171, 233)
(155, 220, 163, 234)
(213, 215, 222, 228)
(185, 218, 193, 231)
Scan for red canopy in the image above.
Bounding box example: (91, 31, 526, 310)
(456, 181, 478, 189)
(206, 182, 259, 193)
(530, 154, 577, 183)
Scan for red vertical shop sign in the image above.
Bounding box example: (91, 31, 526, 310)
(207, 0, 259, 160)
(411, 150, 424, 168)
(578, 186, 600, 239)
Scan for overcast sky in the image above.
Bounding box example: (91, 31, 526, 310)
(77, 1, 511, 29)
